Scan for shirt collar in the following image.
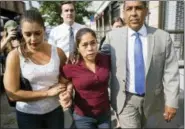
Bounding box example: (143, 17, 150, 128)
(128, 24, 147, 37)
(62, 22, 76, 29)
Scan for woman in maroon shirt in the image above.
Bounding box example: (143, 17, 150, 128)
(60, 28, 111, 129)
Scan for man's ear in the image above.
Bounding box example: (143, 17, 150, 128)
(60, 13, 63, 18)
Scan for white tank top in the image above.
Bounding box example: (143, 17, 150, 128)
(16, 45, 61, 114)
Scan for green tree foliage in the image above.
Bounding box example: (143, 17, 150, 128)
(39, 1, 94, 26)
(39, 2, 61, 26)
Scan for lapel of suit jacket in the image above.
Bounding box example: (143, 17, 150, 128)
(146, 26, 155, 77)
(122, 27, 128, 81)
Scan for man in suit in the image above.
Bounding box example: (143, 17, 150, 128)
(101, 1, 180, 128)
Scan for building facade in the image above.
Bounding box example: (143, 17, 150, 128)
(0, 1, 25, 29)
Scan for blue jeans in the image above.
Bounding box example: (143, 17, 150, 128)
(73, 112, 110, 129)
(16, 106, 64, 129)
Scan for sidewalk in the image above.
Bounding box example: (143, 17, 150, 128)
(0, 92, 17, 128)
(0, 92, 72, 128)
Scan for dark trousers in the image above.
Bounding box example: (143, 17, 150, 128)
(16, 106, 64, 129)
(73, 112, 110, 129)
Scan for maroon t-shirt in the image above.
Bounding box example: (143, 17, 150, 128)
(61, 53, 110, 116)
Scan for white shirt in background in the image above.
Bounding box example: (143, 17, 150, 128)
(48, 22, 85, 57)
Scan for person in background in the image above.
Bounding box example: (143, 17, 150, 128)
(0, 20, 22, 91)
(112, 17, 125, 28)
(101, 1, 179, 128)
(59, 28, 111, 129)
(48, 1, 85, 58)
(0, 20, 21, 54)
(3, 9, 72, 129)
(99, 17, 125, 50)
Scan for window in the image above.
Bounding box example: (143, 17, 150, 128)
(162, 1, 184, 60)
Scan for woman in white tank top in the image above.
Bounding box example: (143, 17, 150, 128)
(3, 10, 72, 129)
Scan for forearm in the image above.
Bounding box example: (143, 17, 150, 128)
(10, 82, 64, 102)
(163, 34, 180, 108)
(59, 75, 71, 92)
(7, 90, 48, 102)
(0, 39, 9, 52)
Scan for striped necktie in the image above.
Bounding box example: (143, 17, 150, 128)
(69, 26, 74, 53)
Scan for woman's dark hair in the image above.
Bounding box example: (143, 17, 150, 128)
(76, 28, 96, 48)
(74, 28, 97, 61)
(112, 17, 125, 26)
(20, 9, 45, 59)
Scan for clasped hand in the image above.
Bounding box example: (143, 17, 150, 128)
(59, 91, 72, 109)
